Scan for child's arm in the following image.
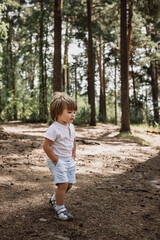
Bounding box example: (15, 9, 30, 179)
(72, 139, 76, 159)
(43, 138, 58, 165)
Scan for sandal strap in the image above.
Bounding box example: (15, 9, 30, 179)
(55, 208, 73, 220)
(57, 207, 66, 214)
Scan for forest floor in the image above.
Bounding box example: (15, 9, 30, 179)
(0, 122, 160, 240)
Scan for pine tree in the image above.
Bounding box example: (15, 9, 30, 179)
(87, 0, 96, 126)
(53, 0, 63, 92)
(120, 0, 130, 132)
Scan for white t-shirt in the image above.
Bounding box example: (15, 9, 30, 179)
(45, 121, 76, 159)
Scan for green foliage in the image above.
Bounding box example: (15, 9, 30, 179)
(0, 4, 8, 54)
(117, 131, 150, 146)
(74, 96, 91, 125)
(0, 4, 8, 41)
(0, 0, 159, 126)
(105, 90, 121, 124)
(129, 95, 157, 125)
(18, 94, 40, 123)
(131, 123, 160, 133)
(0, 87, 40, 122)
(130, 104, 144, 124)
(98, 112, 106, 123)
(0, 93, 16, 121)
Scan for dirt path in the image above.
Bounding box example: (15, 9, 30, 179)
(0, 122, 160, 240)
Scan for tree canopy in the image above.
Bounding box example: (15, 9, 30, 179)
(0, 0, 159, 127)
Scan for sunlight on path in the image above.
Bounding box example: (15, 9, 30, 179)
(1, 123, 160, 240)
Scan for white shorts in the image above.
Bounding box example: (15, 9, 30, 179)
(47, 157, 76, 185)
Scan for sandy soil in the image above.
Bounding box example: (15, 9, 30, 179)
(0, 122, 160, 240)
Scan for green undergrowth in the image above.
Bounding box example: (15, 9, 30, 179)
(116, 123, 160, 146)
(131, 123, 160, 133)
(117, 131, 150, 146)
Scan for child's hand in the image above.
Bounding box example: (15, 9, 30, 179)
(54, 160, 58, 166)
(72, 154, 76, 160)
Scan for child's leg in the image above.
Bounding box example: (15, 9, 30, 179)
(51, 183, 72, 201)
(56, 182, 68, 205)
(55, 182, 74, 220)
(50, 183, 73, 208)
(66, 183, 73, 192)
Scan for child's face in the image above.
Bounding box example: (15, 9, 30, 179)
(57, 108, 76, 125)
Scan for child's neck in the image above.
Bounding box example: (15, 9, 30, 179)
(57, 119, 69, 126)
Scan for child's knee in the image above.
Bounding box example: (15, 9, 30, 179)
(68, 183, 73, 190)
(57, 182, 68, 191)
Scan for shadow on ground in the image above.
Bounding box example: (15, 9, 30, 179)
(0, 123, 160, 240)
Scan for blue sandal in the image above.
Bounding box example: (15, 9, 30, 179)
(54, 208, 74, 221)
(49, 196, 56, 210)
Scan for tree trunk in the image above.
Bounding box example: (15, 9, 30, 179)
(53, 0, 63, 92)
(87, 0, 96, 126)
(151, 61, 159, 123)
(143, 5, 159, 124)
(114, 54, 117, 125)
(145, 89, 149, 123)
(102, 48, 106, 122)
(97, 36, 106, 123)
(44, 28, 49, 118)
(6, 9, 17, 120)
(29, 35, 35, 98)
(75, 65, 77, 103)
(120, 0, 130, 132)
(6, 13, 10, 95)
(127, 0, 133, 69)
(63, 16, 70, 94)
(39, 1, 47, 122)
(11, 45, 17, 120)
(131, 53, 137, 106)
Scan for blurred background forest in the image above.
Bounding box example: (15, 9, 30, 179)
(0, 0, 159, 128)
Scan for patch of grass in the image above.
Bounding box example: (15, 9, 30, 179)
(117, 131, 150, 146)
(131, 123, 160, 133)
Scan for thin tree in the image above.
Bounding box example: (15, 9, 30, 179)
(102, 45, 106, 123)
(53, 0, 63, 92)
(6, 7, 17, 120)
(39, 0, 44, 121)
(150, 61, 159, 123)
(147, 2, 159, 124)
(63, 16, 70, 94)
(120, 0, 130, 132)
(114, 50, 118, 125)
(39, 1, 48, 122)
(87, 0, 96, 126)
(96, 36, 106, 123)
(74, 63, 78, 103)
(131, 53, 137, 106)
(127, 0, 133, 69)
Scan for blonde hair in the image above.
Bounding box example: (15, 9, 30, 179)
(50, 92, 77, 121)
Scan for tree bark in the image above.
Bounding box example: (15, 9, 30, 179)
(97, 36, 106, 122)
(143, 6, 159, 124)
(63, 16, 69, 94)
(87, 0, 96, 126)
(151, 61, 159, 123)
(53, 0, 63, 92)
(75, 65, 77, 103)
(102, 48, 106, 122)
(120, 0, 130, 132)
(131, 53, 137, 106)
(127, 0, 133, 70)
(6, 9, 17, 120)
(29, 35, 35, 98)
(44, 28, 48, 118)
(114, 54, 117, 125)
(39, 1, 47, 122)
